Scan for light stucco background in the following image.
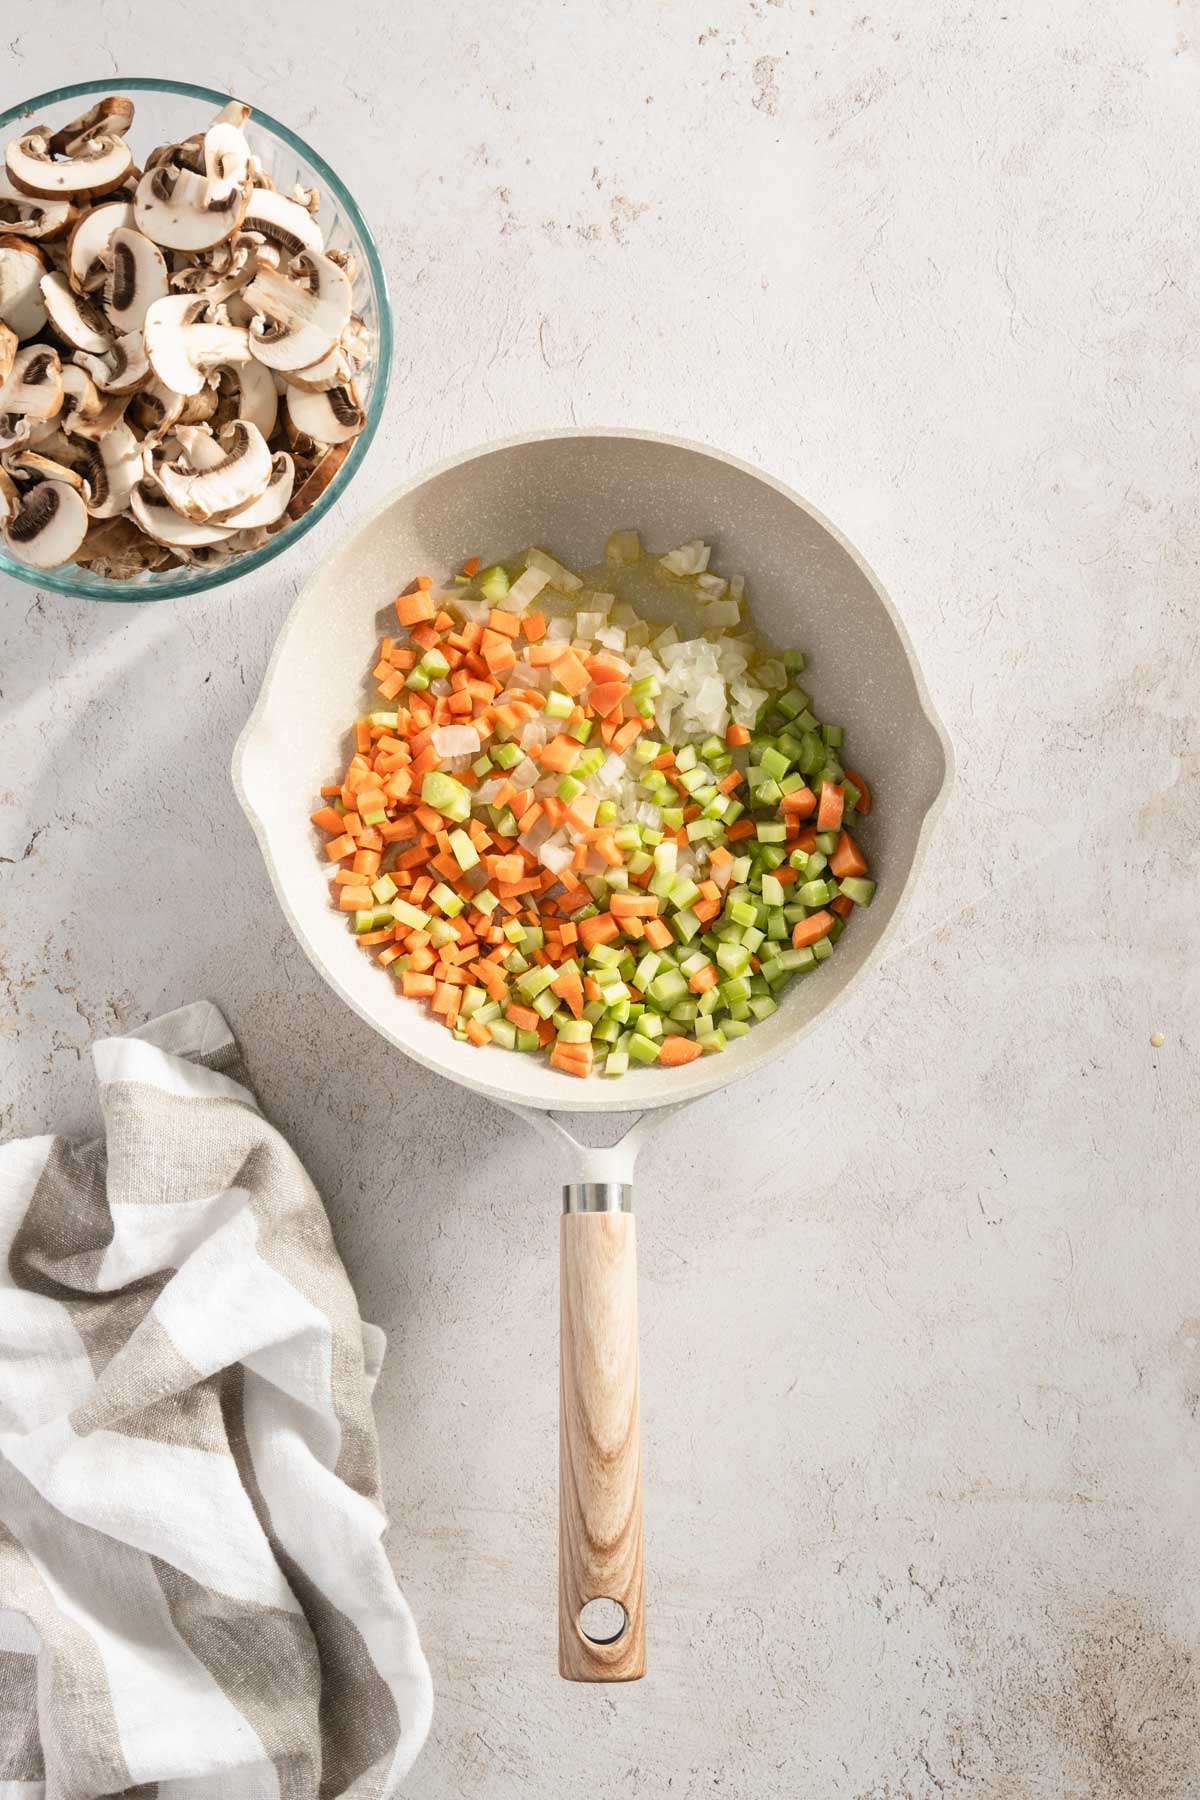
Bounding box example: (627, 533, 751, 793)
(2, 3, 1198, 1794)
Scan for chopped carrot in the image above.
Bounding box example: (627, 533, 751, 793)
(829, 831, 868, 879)
(817, 782, 845, 831)
(659, 1037, 703, 1066)
(505, 1004, 541, 1032)
(462, 556, 482, 577)
(725, 723, 751, 746)
(588, 681, 631, 718)
(396, 589, 436, 626)
(311, 806, 346, 834)
(792, 911, 835, 948)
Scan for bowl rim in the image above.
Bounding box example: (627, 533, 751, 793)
(0, 76, 392, 603)
(232, 425, 956, 1114)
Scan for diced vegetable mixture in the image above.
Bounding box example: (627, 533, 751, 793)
(312, 532, 876, 1077)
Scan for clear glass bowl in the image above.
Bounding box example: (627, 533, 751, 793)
(0, 77, 392, 601)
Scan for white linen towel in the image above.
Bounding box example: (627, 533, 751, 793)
(0, 1001, 432, 1799)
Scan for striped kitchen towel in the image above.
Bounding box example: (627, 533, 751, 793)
(0, 1001, 432, 1799)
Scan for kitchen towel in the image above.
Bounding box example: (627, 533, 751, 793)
(0, 1000, 432, 1799)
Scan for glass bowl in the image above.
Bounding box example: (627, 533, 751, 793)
(0, 77, 392, 601)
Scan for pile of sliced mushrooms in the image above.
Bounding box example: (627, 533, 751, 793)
(0, 94, 368, 576)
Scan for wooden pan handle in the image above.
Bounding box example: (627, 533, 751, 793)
(559, 1190, 645, 1681)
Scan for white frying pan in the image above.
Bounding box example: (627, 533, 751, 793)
(233, 429, 953, 1681)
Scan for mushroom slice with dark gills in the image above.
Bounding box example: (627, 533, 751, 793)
(0, 169, 74, 241)
(66, 199, 135, 291)
(285, 439, 349, 519)
(104, 227, 168, 333)
(129, 478, 237, 549)
(151, 418, 272, 520)
(47, 96, 136, 158)
(240, 187, 324, 261)
(143, 293, 250, 395)
(0, 236, 49, 338)
(39, 270, 113, 354)
(285, 379, 364, 446)
(245, 252, 351, 373)
(128, 374, 184, 439)
(68, 420, 141, 517)
(0, 343, 64, 419)
(134, 161, 249, 254)
(6, 125, 134, 201)
(3, 476, 88, 566)
(74, 329, 150, 396)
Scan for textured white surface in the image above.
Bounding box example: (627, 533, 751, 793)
(2, 3, 1198, 1794)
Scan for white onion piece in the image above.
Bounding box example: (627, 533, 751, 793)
(432, 724, 481, 758)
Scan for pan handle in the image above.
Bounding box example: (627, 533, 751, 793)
(559, 1178, 644, 1680)
(496, 1102, 685, 1681)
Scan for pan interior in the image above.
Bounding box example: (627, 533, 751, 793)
(235, 431, 951, 1113)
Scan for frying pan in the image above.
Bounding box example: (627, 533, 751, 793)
(233, 429, 953, 1681)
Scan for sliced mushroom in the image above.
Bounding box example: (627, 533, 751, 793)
(177, 386, 219, 425)
(4, 446, 87, 491)
(143, 293, 250, 395)
(67, 419, 141, 517)
(0, 343, 63, 418)
(216, 356, 276, 439)
(223, 449, 293, 527)
(282, 340, 352, 393)
(324, 244, 356, 284)
(67, 198, 135, 290)
(285, 440, 349, 519)
(129, 479, 237, 547)
(342, 314, 369, 371)
(128, 375, 184, 437)
(245, 253, 351, 372)
(47, 96, 135, 157)
(289, 183, 321, 215)
(0, 168, 74, 240)
(0, 321, 14, 388)
(3, 476, 88, 565)
(62, 384, 128, 443)
(0, 464, 19, 520)
(58, 361, 103, 424)
(7, 126, 134, 201)
(39, 270, 113, 354)
(151, 417, 272, 520)
(145, 134, 205, 177)
(212, 101, 251, 132)
(134, 163, 249, 253)
(204, 120, 250, 190)
(240, 187, 324, 260)
(0, 236, 49, 337)
(73, 330, 149, 396)
(104, 226, 168, 333)
(284, 380, 363, 446)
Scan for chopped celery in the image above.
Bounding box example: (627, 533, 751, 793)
(449, 830, 479, 872)
(478, 564, 510, 601)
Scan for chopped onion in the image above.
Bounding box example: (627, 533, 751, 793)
(660, 540, 712, 577)
(432, 724, 481, 759)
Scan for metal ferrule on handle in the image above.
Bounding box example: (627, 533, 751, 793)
(563, 1184, 633, 1214)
